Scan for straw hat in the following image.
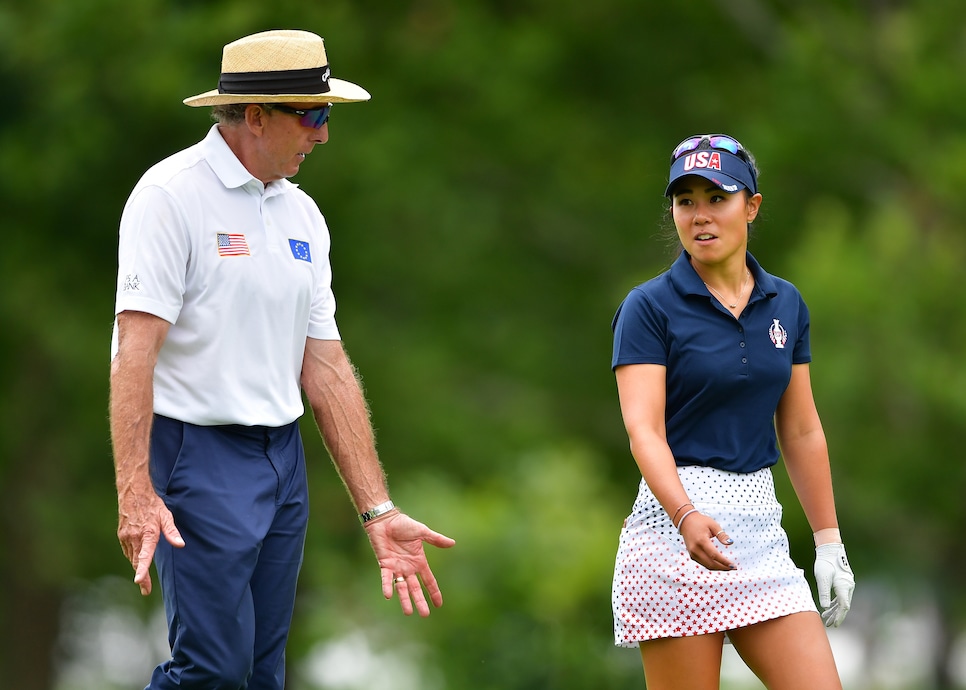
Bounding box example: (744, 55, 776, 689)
(183, 29, 370, 107)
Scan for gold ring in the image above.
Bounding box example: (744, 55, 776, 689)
(394, 576, 405, 583)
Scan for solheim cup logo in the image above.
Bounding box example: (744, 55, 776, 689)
(768, 318, 787, 349)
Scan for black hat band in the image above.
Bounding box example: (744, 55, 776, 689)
(218, 65, 331, 95)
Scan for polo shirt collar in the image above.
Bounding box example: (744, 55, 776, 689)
(670, 250, 779, 301)
(201, 124, 298, 196)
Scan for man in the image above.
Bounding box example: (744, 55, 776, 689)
(110, 29, 455, 689)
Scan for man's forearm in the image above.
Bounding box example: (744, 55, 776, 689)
(303, 340, 389, 513)
(311, 373, 389, 511)
(110, 311, 169, 502)
(110, 352, 157, 504)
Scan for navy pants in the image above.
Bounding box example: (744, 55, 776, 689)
(146, 415, 309, 690)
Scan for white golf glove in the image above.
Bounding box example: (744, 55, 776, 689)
(814, 542, 855, 627)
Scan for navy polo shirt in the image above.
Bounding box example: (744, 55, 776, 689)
(612, 251, 811, 474)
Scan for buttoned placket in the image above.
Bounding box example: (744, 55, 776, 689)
(735, 289, 762, 376)
(257, 182, 282, 253)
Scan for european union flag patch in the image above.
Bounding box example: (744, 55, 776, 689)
(289, 239, 312, 263)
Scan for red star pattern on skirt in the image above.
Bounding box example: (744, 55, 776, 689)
(612, 466, 817, 646)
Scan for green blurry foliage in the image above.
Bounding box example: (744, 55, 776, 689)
(2, 0, 966, 688)
(293, 444, 638, 689)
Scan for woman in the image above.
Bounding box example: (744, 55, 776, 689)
(611, 134, 855, 689)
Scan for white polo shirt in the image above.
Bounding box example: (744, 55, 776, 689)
(112, 124, 341, 427)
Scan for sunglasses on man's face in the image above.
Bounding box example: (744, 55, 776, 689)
(671, 134, 746, 162)
(266, 103, 332, 129)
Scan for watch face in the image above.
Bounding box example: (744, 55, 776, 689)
(360, 501, 394, 522)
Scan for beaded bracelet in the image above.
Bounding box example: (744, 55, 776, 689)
(671, 501, 694, 523)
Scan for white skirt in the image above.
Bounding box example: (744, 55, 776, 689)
(612, 465, 817, 647)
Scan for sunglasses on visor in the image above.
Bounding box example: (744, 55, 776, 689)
(265, 103, 332, 129)
(671, 134, 747, 162)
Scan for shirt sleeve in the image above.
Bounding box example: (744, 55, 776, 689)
(792, 291, 811, 364)
(306, 209, 341, 341)
(114, 184, 189, 324)
(612, 287, 669, 370)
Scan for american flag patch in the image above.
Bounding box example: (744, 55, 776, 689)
(217, 233, 250, 257)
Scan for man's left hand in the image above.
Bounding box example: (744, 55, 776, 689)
(364, 512, 455, 616)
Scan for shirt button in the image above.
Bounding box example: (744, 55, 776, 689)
(740, 342, 746, 348)
(741, 357, 748, 364)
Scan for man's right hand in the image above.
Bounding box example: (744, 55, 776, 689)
(111, 310, 180, 595)
(117, 491, 184, 596)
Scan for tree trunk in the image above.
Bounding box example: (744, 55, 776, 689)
(932, 575, 961, 690)
(0, 562, 64, 690)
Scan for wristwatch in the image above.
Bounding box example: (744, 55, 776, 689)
(359, 500, 395, 524)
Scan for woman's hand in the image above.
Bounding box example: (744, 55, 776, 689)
(678, 510, 736, 571)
